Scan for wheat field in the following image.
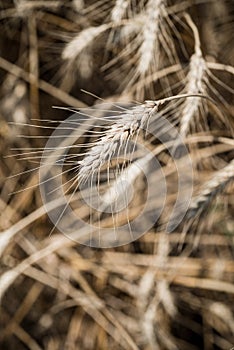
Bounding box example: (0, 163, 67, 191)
(0, 1, 234, 349)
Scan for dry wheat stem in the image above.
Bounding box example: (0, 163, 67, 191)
(0, 57, 87, 108)
(15, 0, 62, 12)
(0, 265, 137, 350)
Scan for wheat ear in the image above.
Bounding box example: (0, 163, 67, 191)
(78, 93, 212, 183)
(62, 24, 110, 62)
(72, 0, 84, 12)
(111, 0, 129, 23)
(78, 102, 153, 183)
(138, 0, 166, 76)
(187, 159, 234, 219)
(179, 14, 209, 138)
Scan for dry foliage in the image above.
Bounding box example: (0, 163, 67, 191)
(0, 1, 234, 349)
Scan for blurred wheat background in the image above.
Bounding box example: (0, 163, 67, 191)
(0, 0, 234, 349)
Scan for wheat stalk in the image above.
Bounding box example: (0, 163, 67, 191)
(16, 0, 61, 12)
(138, 236, 177, 348)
